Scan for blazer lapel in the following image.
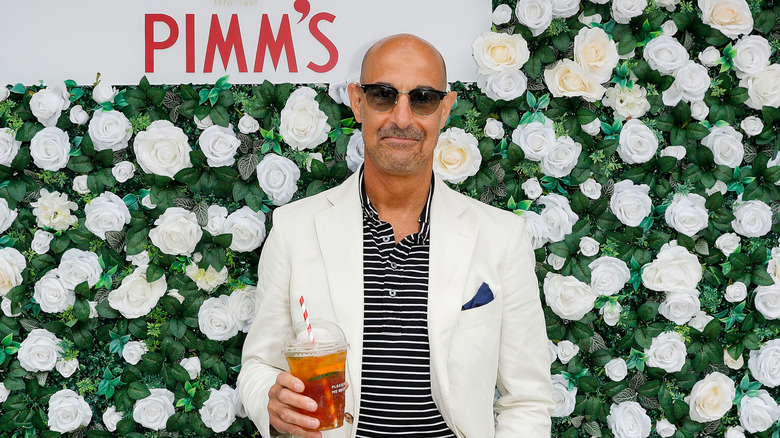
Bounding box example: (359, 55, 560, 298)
(427, 177, 477, 427)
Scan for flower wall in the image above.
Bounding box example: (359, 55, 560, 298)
(1, 0, 780, 436)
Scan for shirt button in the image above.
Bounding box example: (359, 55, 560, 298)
(345, 412, 354, 423)
(383, 236, 391, 243)
(390, 261, 398, 269)
(389, 290, 397, 297)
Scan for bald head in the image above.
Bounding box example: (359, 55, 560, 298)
(360, 34, 448, 90)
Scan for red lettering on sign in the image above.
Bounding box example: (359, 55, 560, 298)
(204, 14, 248, 73)
(145, 14, 179, 73)
(307, 13, 338, 73)
(254, 14, 297, 73)
(186, 14, 195, 73)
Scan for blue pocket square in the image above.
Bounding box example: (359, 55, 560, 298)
(461, 282, 494, 310)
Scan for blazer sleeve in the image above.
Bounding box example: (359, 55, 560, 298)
(494, 217, 555, 437)
(237, 220, 294, 438)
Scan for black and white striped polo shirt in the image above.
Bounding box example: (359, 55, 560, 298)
(355, 170, 455, 438)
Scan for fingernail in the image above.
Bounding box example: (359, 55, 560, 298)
(307, 401, 317, 411)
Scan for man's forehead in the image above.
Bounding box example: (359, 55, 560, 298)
(360, 35, 447, 88)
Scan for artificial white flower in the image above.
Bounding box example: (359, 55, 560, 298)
(204, 205, 228, 236)
(607, 401, 652, 438)
(724, 349, 744, 369)
(661, 20, 679, 35)
(768, 247, 780, 284)
(256, 154, 301, 206)
(432, 127, 481, 183)
(200, 384, 241, 433)
(741, 116, 765, 136)
(522, 178, 543, 200)
(573, 27, 619, 83)
(30, 127, 70, 171)
(643, 35, 690, 75)
(133, 388, 175, 430)
(545, 59, 606, 102)
(663, 61, 711, 106)
(732, 199, 772, 237)
(0, 127, 21, 166)
(237, 114, 260, 134)
(685, 372, 736, 422)
(660, 146, 687, 160)
(279, 87, 329, 150)
(149, 207, 203, 256)
(346, 129, 365, 172)
(122, 340, 148, 365)
(89, 110, 132, 151)
(699, 0, 754, 38)
(92, 80, 118, 104)
(85, 192, 132, 239)
(547, 253, 566, 270)
(749, 339, 780, 387)
(484, 119, 505, 140)
(112, 160, 135, 183)
(522, 211, 551, 249)
(659, 291, 701, 324)
(741, 63, 780, 109)
(0, 247, 26, 298)
(68, 105, 90, 125)
(30, 230, 53, 255)
(699, 46, 722, 67)
(477, 70, 528, 101)
(472, 32, 530, 74)
(580, 178, 602, 199)
(544, 273, 598, 320)
(126, 250, 150, 268)
(47, 389, 91, 433)
(590, 256, 630, 296)
(605, 358, 628, 381)
(702, 125, 744, 168)
(733, 35, 772, 78)
(18, 328, 61, 372)
(185, 262, 228, 292)
(705, 180, 728, 195)
(222, 206, 267, 252)
(726, 426, 747, 438)
(33, 269, 74, 314)
(199, 295, 239, 341)
(738, 390, 780, 433)
(492, 4, 513, 24)
(664, 193, 708, 236)
(689, 311, 715, 331)
(515, 0, 553, 36)
(610, 180, 652, 227)
(550, 374, 578, 417)
(199, 124, 241, 167)
(725, 282, 748, 303)
(601, 300, 623, 326)
(29, 81, 69, 127)
(133, 120, 193, 178)
(31, 189, 77, 231)
(646, 331, 687, 372)
(754, 284, 780, 320)
(108, 266, 167, 319)
(642, 241, 702, 293)
(512, 119, 555, 161)
(580, 236, 600, 256)
(556, 340, 579, 364)
(618, 119, 658, 164)
(72, 175, 89, 194)
(538, 194, 579, 242)
(541, 136, 581, 178)
(58, 248, 102, 290)
(690, 100, 710, 121)
(194, 114, 213, 130)
(603, 84, 651, 120)
(103, 406, 123, 433)
(180, 357, 202, 379)
(715, 233, 741, 255)
(581, 118, 601, 136)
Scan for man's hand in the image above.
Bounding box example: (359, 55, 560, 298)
(268, 371, 322, 438)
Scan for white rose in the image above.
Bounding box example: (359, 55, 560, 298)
(656, 418, 677, 437)
(515, 0, 553, 36)
(18, 328, 61, 372)
(194, 114, 213, 129)
(646, 331, 687, 372)
(551, 374, 577, 417)
(126, 250, 150, 268)
(200, 384, 240, 433)
(556, 340, 579, 364)
(702, 125, 745, 168)
(690, 100, 710, 121)
(580, 236, 600, 256)
(547, 253, 566, 270)
(256, 154, 300, 206)
(0, 127, 21, 166)
(472, 32, 530, 74)
(580, 178, 602, 199)
(108, 266, 166, 319)
(72, 175, 89, 194)
(643, 35, 690, 76)
(733, 36, 771, 78)
(689, 311, 715, 331)
(662, 19, 679, 35)
(31, 189, 77, 231)
(643, 242, 702, 293)
(58, 248, 101, 290)
(0, 247, 26, 297)
(739, 390, 780, 433)
(133, 388, 175, 430)
(29, 81, 69, 127)
(581, 118, 601, 136)
(607, 401, 652, 438)
(30, 127, 70, 171)
(477, 70, 528, 101)
(573, 27, 618, 82)
(601, 300, 623, 326)
(725, 281, 748, 302)
(199, 295, 238, 341)
(34, 269, 74, 313)
(203, 205, 228, 236)
(432, 127, 481, 184)
(605, 358, 628, 381)
(551, 0, 580, 18)
(664, 193, 709, 236)
(180, 357, 201, 379)
(88, 110, 132, 151)
(659, 291, 701, 324)
(590, 256, 630, 296)
(660, 146, 687, 160)
(0, 198, 16, 235)
(492, 4, 513, 24)
(133, 120, 193, 178)
(198, 124, 241, 167)
(541, 136, 581, 178)
(545, 59, 607, 102)
(55, 357, 79, 378)
(327, 71, 359, 105)
(279, 86, 329, 150)
(603, 84, 651, 120)
(618, 119, 658, 164)
(149, 207, 203, 256)
(223, 206, 266, 252)
(538, 194, 579, 242)
(716, 233, 741, 255)
(85, 192, 132, 239)
(685, 372, 736, 422)
(305, 152, 323, 173)
(544, 273, 597, 320)
(522, 177, 543, 200)
(724, 349, 744, 369)
(0, 87, 9, 102)
(610, 180, 652, 227)
(741, 116, 764, 136)
(699, 0, 754, 38)
(612, 0, 648, 23)
(167, 289, 185, 304)
(768, 247, 780, 283)
(706, 180, 728, 195)
(548, 340, 558, 364)
(237, 114, 259, 134)
(2, 297, 21, 317)
(112, 161, 135, 183)
(732, 199, 772, 237)
(754, 284, 780, 320)
(185, 263, 228, 292)
(699, 46, 722, 67)
(346, 129, 365, 172)
(726, 426, 747, 438)
(47, 389, 91, 433)
(523, 211, 551, 249)
(0, 382, 9, 403)
(512, 119, 555, 161)
(663, 61, 711, 106)
(103, 406, 123, 432)
(122, 340, 148, 365)
(749, 339, 780, 387)
(741, 64, 780, 109)
(484, 118, 505, 140)
(68, 105, 90, 126)
(92, 80, 118, 104)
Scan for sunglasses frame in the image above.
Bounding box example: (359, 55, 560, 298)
(359, 83, 448, 116)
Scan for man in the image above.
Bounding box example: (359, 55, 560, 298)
(238, 34, 553, 438)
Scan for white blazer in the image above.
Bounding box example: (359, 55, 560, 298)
(238, 172, 553, 438)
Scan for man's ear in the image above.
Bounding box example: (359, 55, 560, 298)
(347, 83, 363, 123)
(438, 91, 457, 130)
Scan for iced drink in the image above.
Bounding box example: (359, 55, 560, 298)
(283, 319, 349, 431)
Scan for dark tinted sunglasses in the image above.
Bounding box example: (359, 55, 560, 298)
(360, 84, 448, 116)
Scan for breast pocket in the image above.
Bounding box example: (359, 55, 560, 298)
(457, 294, 502, 330)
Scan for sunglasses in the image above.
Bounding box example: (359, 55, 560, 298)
(360, 83, 448, 116)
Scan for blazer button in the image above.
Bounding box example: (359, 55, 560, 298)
(344, 413, 354, 424)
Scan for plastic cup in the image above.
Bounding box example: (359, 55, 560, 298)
(283, 319, 349, 431)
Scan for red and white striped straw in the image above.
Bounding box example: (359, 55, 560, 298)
(298, 295, 316, 346)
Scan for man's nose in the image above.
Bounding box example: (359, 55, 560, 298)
(389, 93, 413, 129)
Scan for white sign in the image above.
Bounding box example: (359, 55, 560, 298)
(0, 0, 490, 85)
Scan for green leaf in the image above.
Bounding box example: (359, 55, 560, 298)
(15, 122, 43, 142)
(213, 233, 233, 248)
(127, 382, 151, 400)
(685, 123, 709, 140)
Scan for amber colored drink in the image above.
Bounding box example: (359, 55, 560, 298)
(285, 349, 348, 431)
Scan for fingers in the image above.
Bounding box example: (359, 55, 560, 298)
(268, 372, 322, 438)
